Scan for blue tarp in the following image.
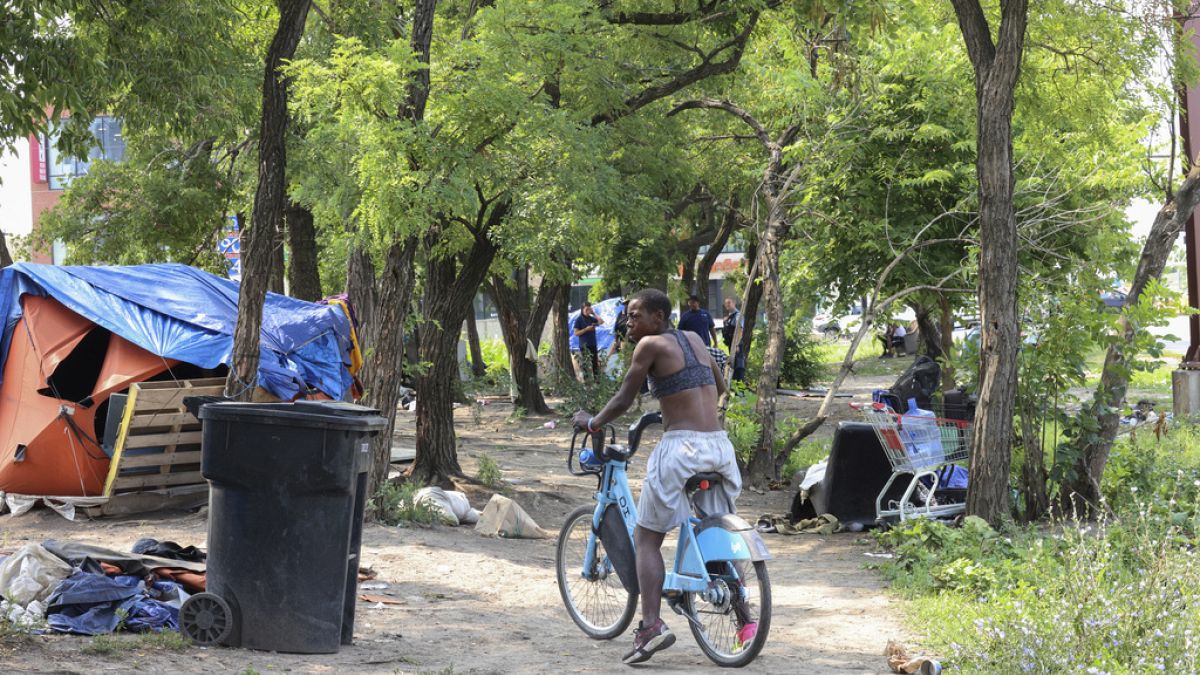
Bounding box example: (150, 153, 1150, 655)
(45, 572, 180, 635)
(0, 263, 353, 400)
(567, 297, 624, 353)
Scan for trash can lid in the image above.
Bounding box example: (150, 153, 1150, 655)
(198, 400, 387, 431)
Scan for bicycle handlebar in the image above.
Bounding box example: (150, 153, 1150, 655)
(625, 411, 662, 455)
(566, 411, 662, 477)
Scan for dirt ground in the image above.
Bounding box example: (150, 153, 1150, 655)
(1, 368, 916, 674)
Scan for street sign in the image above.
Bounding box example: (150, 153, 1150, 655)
(220, 215, 241, 281)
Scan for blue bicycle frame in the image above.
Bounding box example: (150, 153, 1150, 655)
(568, 413, 771, 598)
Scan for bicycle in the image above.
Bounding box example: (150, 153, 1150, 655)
(555, 411, 773, 667)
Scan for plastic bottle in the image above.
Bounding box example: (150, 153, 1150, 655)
(579, 448, 603, 471)
(901, 398, 944, 463)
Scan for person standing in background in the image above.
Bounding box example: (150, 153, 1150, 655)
(721, 297, 746, 383)
(678, 294, 718, 347)
(573, 301, 604, 380)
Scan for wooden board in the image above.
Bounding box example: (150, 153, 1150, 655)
(112, 470, 205, 491)
(102, 378, 219, 498)
(81, 485, 209, 518)
(119, 450, 202, 469)
(124, 430, 202, 449)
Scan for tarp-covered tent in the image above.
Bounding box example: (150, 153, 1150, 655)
(0, 263, 356, 497)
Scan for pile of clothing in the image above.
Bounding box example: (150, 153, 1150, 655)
(0, 538, 205, 635)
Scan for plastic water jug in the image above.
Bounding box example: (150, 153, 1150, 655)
(901, 398, 944, 462)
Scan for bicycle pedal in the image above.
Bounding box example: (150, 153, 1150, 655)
(667, 600, 703, 628)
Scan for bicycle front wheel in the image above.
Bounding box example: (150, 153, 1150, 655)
(683, 559, 772, 667)
(555, 504, 637, 639)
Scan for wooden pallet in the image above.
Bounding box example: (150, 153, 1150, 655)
(100, 377, 225, 499)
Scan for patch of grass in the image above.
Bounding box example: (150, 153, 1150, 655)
(476, 453, 502, 488)
(875, 424, 1200, 671)
(371, 481, 442, 526)
(139, 629, 191, 651)
(1129, 360, 1174, 393)
(82, 634, 136, 656)
(80, 630, 191, 656)
(780, 438, 830, 482)
(0, 618, 38, 647)
(547, 367, 621, 418)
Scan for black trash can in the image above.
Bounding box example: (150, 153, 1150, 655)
(181, 400, 386, 654)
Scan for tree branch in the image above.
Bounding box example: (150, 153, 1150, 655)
(950, 0, 997, 71)
(592, 12, 758, 125)
(668, 98, 771, 150)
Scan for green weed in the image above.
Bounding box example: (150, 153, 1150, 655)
(82, 634, 133, 655)
(476, 453, 502, 488)
(139, 629, 191, 651)
(81, 630, 192, 655)
(547, 366, 621, 418)
(370, 480, 442, 526)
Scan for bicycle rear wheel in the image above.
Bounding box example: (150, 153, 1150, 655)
(556, 504, 637, 639)
(683, 559, 771, 667)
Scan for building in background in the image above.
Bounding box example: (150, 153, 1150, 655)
(0, 116, 126, 263)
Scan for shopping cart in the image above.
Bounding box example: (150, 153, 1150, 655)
(851, 401, 972, 524)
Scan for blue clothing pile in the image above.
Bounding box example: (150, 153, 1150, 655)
(45, 572, 184, 635)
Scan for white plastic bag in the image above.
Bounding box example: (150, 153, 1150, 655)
(0, 543, 73, 607)
(414, 487, 481, 526)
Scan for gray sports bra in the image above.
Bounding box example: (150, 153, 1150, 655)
(648, 330, 716, 399)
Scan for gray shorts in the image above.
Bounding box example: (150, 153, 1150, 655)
(637, 430, 741, 533)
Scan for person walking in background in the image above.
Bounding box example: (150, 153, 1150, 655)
(678, 294, 718, 347)
(573, 301, 604, 380)
(721, 297, 747, 383)
(607, 300, 630, 361)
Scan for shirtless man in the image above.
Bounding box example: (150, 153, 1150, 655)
(573, 288, 743, 665)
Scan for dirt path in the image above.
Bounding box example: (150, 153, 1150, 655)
(1, 375, 914, 674)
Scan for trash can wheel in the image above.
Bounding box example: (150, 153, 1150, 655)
(180, 592, 234, 646)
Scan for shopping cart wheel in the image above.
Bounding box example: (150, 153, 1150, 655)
(180, 592, 234, 646)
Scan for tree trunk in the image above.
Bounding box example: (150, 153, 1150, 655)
(738, 241, 762, 359)
(912, 302, 943, 359)
(1062, 164, 1200, 514)
(679, 240, 701, 313)
(490, 269, 559, 415)
(747, 209, 788, 486)
(465, 309, 487, 378)
(0, 231, 13, 267)
(551, 281, 575, 378)
(938, 292, 957, 389)
(695, 206, 737, 309)
(967, 102, 1022, 525)
(269, 221, 285, 295)
(952, 0, 1028, 525)
(363, 238, 418, 497)
(226, 0, 311, 401)
(346, 246, 377, 347)
(1018, 397, 1049, 522)
(410, 206, 504, 485)
(285, 201, 322, 300)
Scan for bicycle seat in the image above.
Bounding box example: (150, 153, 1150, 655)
(601, 444, 633, 463)
(685, 472, 724, 492)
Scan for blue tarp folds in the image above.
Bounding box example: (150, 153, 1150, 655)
(0, 263, 353, 400)
(567, 297, 624, 353)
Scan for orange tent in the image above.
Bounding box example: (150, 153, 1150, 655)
(0, 295, 176, 496)
(0, 263, 360, 499)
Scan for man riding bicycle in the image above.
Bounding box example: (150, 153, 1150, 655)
(573, 288, 744, 665)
